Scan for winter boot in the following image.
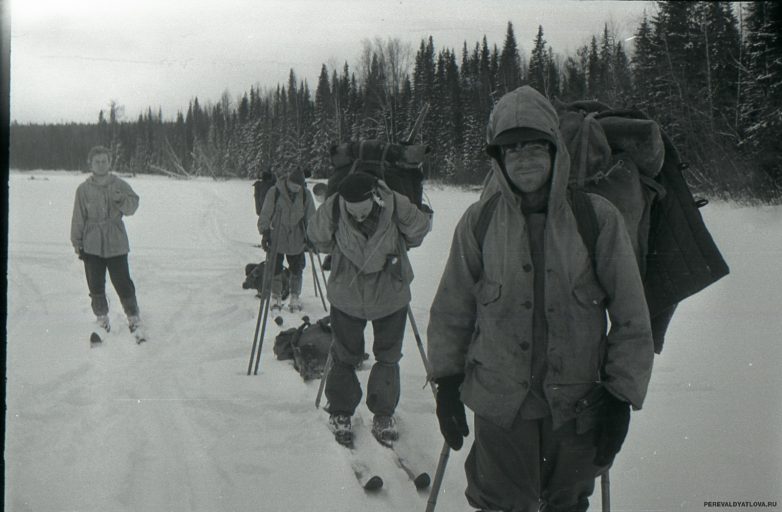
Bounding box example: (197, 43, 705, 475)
(329, 414, 354, 448)
(289, 294, 302, 312)
(128, 315, 142, 333)
(371, 415, 398, 446)
(270, 294, 283, 312)
(96, 314, 111, 333)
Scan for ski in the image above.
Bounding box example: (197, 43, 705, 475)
(351, 459, 383, 491)
(329, 415, 383, 492)
(90, 332, 103, 347)
(392, 451, 431, 490)
(131, 327, 147, 344)
(372, 418, 431, 490)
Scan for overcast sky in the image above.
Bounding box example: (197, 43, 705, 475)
(10, 0, 657, 124)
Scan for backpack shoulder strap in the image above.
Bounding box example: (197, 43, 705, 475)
(474, 192, 502, 249)
(567, 188, 599, 271)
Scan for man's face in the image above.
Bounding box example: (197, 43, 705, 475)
(502, 141, 552, 194)
(90, 153, 111, 176)
(344, 198, 373, 223)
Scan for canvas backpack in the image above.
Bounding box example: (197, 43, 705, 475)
(476, 101, 729, 353)
(326, 140, 430, 210)
(273, 316, 333, 381)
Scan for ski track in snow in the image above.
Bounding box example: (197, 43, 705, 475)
(6, 171, 782, 512)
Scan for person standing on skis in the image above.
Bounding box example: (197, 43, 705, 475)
(71, 145, 144, 337)
(307, 171, 432, 447)
(427, 86, 654, 512)
(258, 167, 316, 312)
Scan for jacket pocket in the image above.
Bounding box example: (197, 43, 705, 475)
(572, 274, 606, 307)
(473, 278, 501, 306)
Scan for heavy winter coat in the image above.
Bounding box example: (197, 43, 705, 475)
(427, 86, 654, 431)
(71, 174, 139, 258)
(258, 179, 316, 255)
(307, 182, 431, 320)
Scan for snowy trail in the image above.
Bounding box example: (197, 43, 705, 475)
(6, 172, 782, 512)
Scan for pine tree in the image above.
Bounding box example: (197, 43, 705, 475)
(528, 25, 548, 95)
(497, 22, 523, 96)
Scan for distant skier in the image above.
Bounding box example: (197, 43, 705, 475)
(71, 145, 144, 339)
(258, 168, 316, 312)
(427, 86, 655, 512)
(307, 171, 432, 447)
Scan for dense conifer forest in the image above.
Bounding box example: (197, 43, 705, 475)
(10, 2, 782, 202)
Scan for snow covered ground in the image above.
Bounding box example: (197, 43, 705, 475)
(5, 170, 781, 512)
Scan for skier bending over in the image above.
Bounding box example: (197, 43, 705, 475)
(427, 85, 654, 512)
(71, 145, 143, 337)
(258, 168, 316, 312)
(307, 171, 432, 447)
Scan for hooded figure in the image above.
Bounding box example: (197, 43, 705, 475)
(307, 171, 432, 448)
(427, 86, 654, 512)
(258, 170, 316, 311)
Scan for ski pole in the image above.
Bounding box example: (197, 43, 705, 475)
(252, 212, 283, 375)
(426, 442, 451, 512)
(601, 471, 610, 512)
(246, 287, 268, 375)
(314, 251, 328, 290)
(405, 306, 453, 512)
(315, 349, 333, 409)
(307, 248, 328, 312)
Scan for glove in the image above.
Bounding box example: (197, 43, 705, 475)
(435, 374, 469, 450)
(593, 393, 631, 466)
(261, 230, 271, 252)
(321, 254, 332, 271)
(75, 247, 85, 260)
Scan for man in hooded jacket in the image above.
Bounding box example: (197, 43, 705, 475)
(71, 145, 143, 336)
(307, 171, 432, 447)
(258, 168, 316, 312)
(427, 86, 654, 512)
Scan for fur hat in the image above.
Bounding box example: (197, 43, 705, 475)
(338, 172, 377, 203)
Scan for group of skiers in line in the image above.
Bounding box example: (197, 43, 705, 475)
(72, 84, 655, 512)
(253, 85, 654, 512)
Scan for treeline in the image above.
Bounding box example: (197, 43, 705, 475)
(9, 2, 782, 202)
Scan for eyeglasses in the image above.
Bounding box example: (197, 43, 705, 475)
(501, 140, 551, 154)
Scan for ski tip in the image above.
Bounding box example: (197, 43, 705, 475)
(274, 316, 283, 326)
(414, 472, 431, 490)
(90, 332, 102, 345)
(364, 476, 383, 492)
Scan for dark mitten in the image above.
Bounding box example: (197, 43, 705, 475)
(593, 393, 631, 466)
(322, 254, 332, 271)
(435, 374, 469, 450)
(261, 230, 271, 252)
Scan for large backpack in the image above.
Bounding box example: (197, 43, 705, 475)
(476, 102, 729, 353)
(326, 140, 430, 209)
(273, 316, 333, 381)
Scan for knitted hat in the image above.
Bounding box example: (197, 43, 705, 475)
(338, 172, 377, 203)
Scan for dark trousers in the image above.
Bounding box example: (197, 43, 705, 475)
(325, 305, 407, 417)
(271, 252, 305, 296)
(271, 252, 306, 275)
(83, 253, 139, 317)
(465, 414, 607, 512)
